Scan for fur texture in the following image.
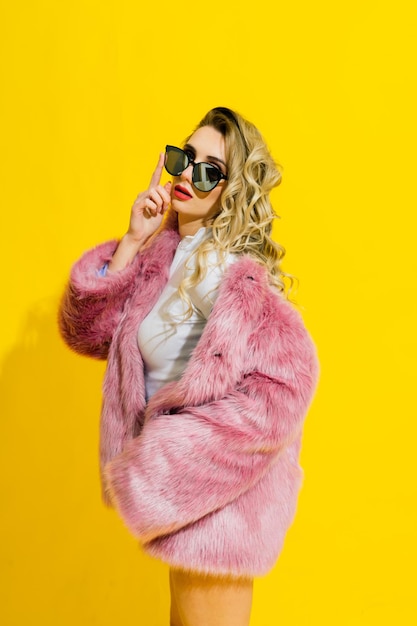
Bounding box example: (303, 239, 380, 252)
(59, 214, 319, 578)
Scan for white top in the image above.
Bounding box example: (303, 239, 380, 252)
(138, 227, 236, 400)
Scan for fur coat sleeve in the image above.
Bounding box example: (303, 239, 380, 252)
(104, 257, 319, 543)
(58, 212, 180, 360)
(58, 240, 143, 359)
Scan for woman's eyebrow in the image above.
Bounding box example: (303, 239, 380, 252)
(207, 155, 227, 168)
(184, 143, 227, 168)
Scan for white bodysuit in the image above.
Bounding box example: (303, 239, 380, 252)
(137, 227, 236, 400)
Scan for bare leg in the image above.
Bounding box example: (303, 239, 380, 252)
(169, 569, 184, 626)
(169, 568, 253, 626)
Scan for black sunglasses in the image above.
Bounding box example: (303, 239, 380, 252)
(165, 145, 228, 192)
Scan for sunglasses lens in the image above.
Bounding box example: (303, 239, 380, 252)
(165, 147, 187, 176)
(193, 163, 221, 192)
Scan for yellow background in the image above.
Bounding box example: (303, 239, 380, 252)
(1, 1, 416, 624)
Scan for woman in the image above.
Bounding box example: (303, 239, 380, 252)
(59, 107, 319, 626)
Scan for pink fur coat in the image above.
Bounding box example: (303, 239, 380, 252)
(59, 215, 319, 578)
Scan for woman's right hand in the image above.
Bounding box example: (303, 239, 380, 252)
(127, 152, 172, 243)
(108, 153, 172, 272)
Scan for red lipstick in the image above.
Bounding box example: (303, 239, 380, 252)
(174, 185, 192, 201)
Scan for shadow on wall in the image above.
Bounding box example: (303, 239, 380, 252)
(0, 298, 169, 626)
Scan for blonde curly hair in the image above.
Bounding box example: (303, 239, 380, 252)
(177, 106, 295, 319)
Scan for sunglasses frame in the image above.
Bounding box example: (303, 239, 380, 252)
(165, 145, 228, 192)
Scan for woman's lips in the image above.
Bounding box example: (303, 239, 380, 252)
(174, 185, 192, 201)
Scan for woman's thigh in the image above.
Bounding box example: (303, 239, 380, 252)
(169, 568, 253, 626)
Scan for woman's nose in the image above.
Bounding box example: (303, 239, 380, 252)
(180, 163, 193, 183)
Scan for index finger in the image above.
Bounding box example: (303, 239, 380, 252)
(148, 152, 165, 189)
